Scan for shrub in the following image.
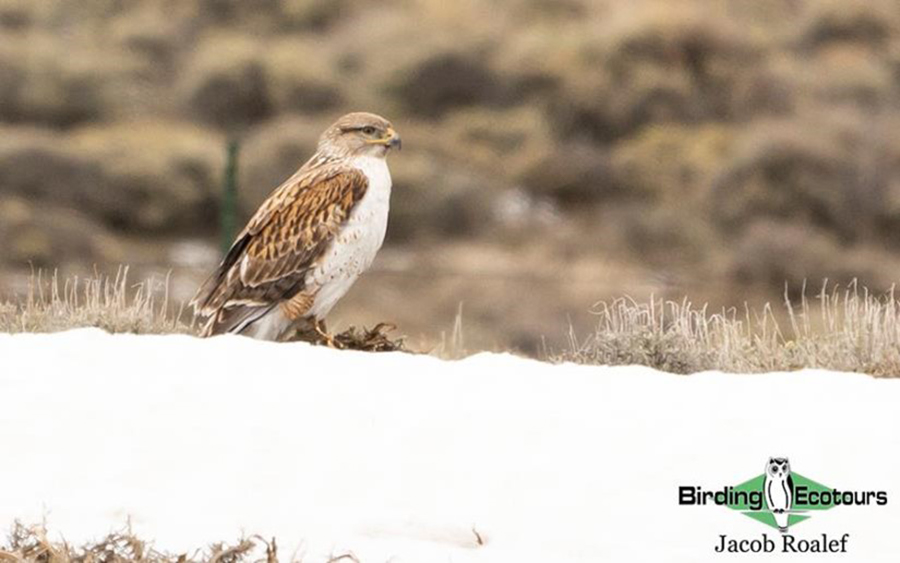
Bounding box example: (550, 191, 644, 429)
(798, 0, 900, 51)
(540, 6, 765, 142)
(383, 48, 514, 117)
(0, 37, 113, 126)
(180, 37, 274, 131)
(71, 122, 224, 233)
(708, 118, 873, 242)
(0, 196, 124, 268)
(263, 39, 344, 114)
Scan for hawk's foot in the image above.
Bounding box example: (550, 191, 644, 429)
(313, 319, 343, 349)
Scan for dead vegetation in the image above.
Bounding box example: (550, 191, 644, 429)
(0, 521, 308, 563)
(555, 281, 900, 376)
(331, 323, 405, 352)
(0, 269, 191, 335)
(4, 272, 900, 375)
(286, 322, 405, 352)
(0, 271, 406, 353)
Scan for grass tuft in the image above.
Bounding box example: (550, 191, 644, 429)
(0, 268, 192, 335)
(0, 271, 406, 353)
(555, 281, 900, 376)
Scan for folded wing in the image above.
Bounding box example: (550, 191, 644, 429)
(191, 163, 369, 335)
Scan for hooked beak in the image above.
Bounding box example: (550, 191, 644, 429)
(368, 127, 402, 151)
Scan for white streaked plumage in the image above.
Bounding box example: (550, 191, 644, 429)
(307, 155, 392, 318)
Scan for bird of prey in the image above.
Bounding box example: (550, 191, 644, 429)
(191, 112, 401, 341)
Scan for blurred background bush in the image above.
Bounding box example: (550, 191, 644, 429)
(2, 0, 900, 353)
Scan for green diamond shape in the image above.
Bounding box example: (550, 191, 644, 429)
(726, 472, 837, 530)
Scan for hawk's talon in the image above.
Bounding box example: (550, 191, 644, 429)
(313, 320, 343, 349)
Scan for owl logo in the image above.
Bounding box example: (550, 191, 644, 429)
(764, 457, 794, 532)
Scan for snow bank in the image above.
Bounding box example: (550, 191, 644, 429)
(0, 329, 898, 562)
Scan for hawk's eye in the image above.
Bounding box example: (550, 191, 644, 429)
(362, 126, 376, 135)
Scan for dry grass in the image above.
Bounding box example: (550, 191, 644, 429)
(0, 269, 192, 335)
(0, 521, 300, 563)
(555, 281, 900, 376)
(0, 271, 406, 352)
(5, 272, 900, 375)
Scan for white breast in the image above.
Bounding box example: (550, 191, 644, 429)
(305, 156, 392, 319)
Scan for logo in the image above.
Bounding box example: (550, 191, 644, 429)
(678, 457, 889, 553)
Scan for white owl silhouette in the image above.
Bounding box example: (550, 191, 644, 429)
(764, 457, 793, 532)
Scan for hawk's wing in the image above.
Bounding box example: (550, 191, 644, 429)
(191, 162, 369, 320)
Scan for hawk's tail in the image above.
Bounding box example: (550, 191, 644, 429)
(189, 234, 252, 316)
(199, 304, 277, 338)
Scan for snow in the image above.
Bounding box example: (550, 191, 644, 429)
(1, 329, 899, 562)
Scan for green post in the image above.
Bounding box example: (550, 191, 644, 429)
(221, 138, 240, 255)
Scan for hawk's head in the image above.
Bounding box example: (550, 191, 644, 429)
(319, 112, 401, 159)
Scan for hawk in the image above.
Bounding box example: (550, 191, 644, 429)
(191, 112, 402, 341)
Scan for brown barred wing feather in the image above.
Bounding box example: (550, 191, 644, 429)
(190, 164, 369, 335)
